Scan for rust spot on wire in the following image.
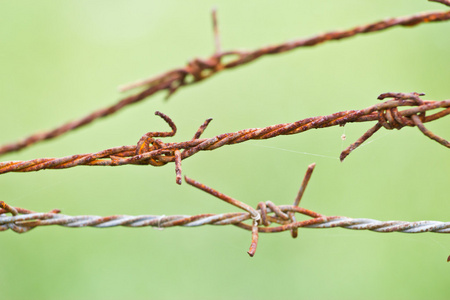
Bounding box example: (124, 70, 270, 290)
(0, 201, 18, 216)
(0, 3, 449, 156)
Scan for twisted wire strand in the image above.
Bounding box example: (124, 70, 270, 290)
(0, 93, 448, 184)
(1, 210, 449, 233)
(0, 1, 449, 156)
(1, 164, 448, 258)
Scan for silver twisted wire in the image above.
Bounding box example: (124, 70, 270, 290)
(1, 211, 448, 233)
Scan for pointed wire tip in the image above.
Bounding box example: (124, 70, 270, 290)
(117, 81, 145, 93)
(211, 6, 221, 54)
(184, 175, 193, 185)
(308, 163, 316, 169)
(211, 6, 219, 24)
(117, 84, 134, 93)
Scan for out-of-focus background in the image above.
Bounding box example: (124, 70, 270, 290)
(1, 1, 449, 299)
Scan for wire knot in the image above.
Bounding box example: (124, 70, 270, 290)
(376, 92, 426, 130)
(377, 107, 426, 130)
(0, 201, 60, 233)
(135, 111, 178, 167)
(186, 56, 223, 82)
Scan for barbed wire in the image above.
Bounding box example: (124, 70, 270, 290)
(0, 93, 448, 184)
(0, 0, 449, 156)
(1, 164, 448, 258)
(1, 1, 449, 261)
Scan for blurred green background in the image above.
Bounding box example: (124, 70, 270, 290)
(1, 1, 449, 299)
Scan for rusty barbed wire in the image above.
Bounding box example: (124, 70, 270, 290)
(0, 0, 449, 156)
(0, 93, 448, 183)
(1, 164, 448, 258)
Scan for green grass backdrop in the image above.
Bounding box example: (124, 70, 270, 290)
(0, 1, 449, 299)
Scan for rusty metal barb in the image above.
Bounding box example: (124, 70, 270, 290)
(185, 175, 262, 256)
(0, 166, 448, 258)
(289, 162, 316, 238)
(0, 93, 448, 184)
(1, 2, 449, 156)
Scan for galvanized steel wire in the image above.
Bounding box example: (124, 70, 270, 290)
(1, 164, 448, 257)
(2, 210, 448, 233)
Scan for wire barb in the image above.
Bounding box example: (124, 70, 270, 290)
(211, 7, 221, 55)
(289, 163, 316, 238)
(1, 3, 449, 156)
(340, 93, 449, 161)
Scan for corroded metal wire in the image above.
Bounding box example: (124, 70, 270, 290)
(0, 93, 448, 184)
(1, 1, 449, 156)
(1, 165, 448, 258)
